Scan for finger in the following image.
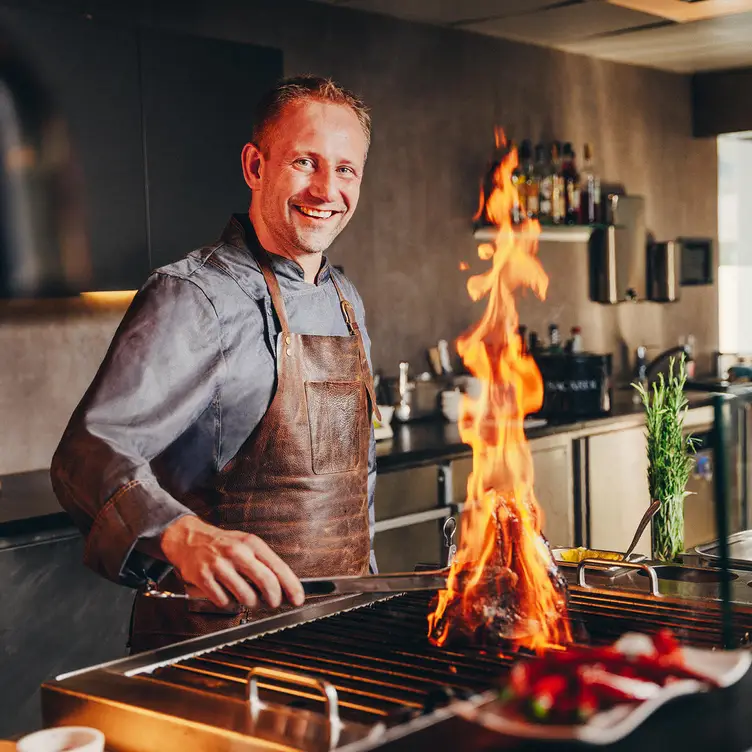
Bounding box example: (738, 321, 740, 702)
(228, 545, 283, 608)
(213, 558, 260, 608)
(192, 571, 233, 609)
(248, 536, 305, 606)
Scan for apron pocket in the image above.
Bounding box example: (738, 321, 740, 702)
(305, 380, 363, 474)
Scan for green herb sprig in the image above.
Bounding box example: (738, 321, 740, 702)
(632, 356, 698, 561)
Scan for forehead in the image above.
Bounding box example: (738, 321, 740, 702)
(268, 99, 367, 164)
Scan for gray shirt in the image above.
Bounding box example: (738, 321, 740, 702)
(51, 214, 377, 587)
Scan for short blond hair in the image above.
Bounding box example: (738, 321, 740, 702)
(252, 75, 371, 156)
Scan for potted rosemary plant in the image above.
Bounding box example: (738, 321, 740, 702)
(633, 356, 698, 562)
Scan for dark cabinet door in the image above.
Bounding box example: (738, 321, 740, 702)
(139, 31, 283, 269)
(0, 7, 149, 291)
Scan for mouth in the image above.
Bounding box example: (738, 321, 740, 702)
(293, 205, 341, 221)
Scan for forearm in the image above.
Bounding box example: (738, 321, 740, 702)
(51, 437, 195, 586)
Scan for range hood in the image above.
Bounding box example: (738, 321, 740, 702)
(0, 28, 90, 298)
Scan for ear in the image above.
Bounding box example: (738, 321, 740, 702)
(241, 142, 264, 190)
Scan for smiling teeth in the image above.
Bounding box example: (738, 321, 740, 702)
(298, 206, 334, 219)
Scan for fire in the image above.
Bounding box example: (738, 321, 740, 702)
(428, 130, 571, 652)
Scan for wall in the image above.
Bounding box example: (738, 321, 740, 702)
(0, 0, 718, 475)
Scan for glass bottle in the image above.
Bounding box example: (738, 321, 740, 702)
(519, 139, 537, 220)
(551, 142, 565, 225)
(562, 142, 581, 225)
(579, 143, 601, 224)
(537, 143, 553, 224)
(510, 139, 525, 224)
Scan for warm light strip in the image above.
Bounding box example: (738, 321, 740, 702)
(79, 290, 137, 305)
(607, 0, 752, 22)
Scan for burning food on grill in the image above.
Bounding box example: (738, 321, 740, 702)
(427, 129, 571, 653)
(497, 630, 718, 725)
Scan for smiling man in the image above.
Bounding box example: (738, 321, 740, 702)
(50, 76, 380, 652)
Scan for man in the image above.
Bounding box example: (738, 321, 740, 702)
(51, 75, 379, 652)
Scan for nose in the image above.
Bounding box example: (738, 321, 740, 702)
(308, 166, 338, 204)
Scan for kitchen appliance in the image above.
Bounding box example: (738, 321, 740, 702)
(589, 194, 646, 303)
(0, 26, 90, 297)
(648, 240, 681, 302)
(41, 572, 752, 752)
(533, 352, 612, 421)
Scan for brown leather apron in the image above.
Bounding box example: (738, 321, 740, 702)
(129, 244, 378, 653)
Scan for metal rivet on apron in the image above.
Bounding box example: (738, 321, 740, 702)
(285, 335, 291, 345)
(286, 348, 292, 356)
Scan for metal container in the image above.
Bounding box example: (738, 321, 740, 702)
(694, 530, 752, 571)
(589, 194, 647, 304)
(648, 240, 681, 302)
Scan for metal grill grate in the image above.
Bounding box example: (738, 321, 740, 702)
(143, 587, 752, 726)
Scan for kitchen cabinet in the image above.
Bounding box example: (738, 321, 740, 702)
(588, 426, 652, 555)
(139, 30, 282, 269)
(0, 6, 149, 291)
(450, 435, 575, 548)
(0, 531, 133, 738)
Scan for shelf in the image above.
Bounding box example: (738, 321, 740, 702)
(473, 223, 610, 244)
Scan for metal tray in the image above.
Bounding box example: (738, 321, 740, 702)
(551, 547, 647, 575)
(694, 530, 752, 571)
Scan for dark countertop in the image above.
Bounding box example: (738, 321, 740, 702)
(1, 392, 716, 548)
(376, 390, 715, 472)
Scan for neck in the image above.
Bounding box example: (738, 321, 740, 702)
(248, 206, 321, 284)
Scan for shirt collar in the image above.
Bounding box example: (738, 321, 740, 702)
(223, 214, 332, 285)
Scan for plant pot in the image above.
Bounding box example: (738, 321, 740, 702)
(651, 495, 684, 563)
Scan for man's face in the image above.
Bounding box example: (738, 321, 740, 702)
(245, 99, 368, 256)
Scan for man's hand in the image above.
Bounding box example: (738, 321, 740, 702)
(159, 516, 305, 610)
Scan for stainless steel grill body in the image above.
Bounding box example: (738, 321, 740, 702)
(41, 582, 752, 752)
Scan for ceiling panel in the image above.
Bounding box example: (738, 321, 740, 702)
(303, 0, 752, 72)
(560, 10, 752, 72)
(459, 2, 664, 46)
(328, 0, 560, 25)
(607, 0, 752, 23)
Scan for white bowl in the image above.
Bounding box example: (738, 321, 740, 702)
(16, 728, 105, 752)
(374, 404, 394, 427)
(441, 390, 462, 422)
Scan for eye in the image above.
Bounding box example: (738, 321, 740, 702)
(337, 165, 357, 176)
(294, 158, 314, 169)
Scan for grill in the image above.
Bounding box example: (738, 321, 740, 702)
(41, 579, 752, 752)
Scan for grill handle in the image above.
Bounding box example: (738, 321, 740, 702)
(247, 665, 341, 731)
(577, 559, 660, 596)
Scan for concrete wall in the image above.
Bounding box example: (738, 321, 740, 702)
(0, 0, 718, 475)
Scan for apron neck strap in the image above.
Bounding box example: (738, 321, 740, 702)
(251, 245, 290, 334)
(329, 272, 358, 336)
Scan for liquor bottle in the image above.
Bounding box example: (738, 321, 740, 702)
(579, 143, 601, 225)
(562, 142, 581, 225)
(551, 142, 565, 225)
(519, 139, 538, 219)
(510, 139, 525, 224)
(537, 143, 553, 224)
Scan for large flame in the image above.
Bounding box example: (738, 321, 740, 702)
(428, 130, 571, 652)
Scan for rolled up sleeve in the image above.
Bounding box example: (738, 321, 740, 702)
(51, 273, 225, 586)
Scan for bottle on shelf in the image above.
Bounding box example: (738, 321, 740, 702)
(570, 326, 583, 354)
(537, 143, 553, 224)
(548, 323, 562, 353)
(551, 142, 566, 225)
(519, 139, 538, 220)
(562, 142, 581, 225)
(510, 139, 525, 224)
(579, 143, 601, 225)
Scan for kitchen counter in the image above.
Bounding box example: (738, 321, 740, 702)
(377, 390, 715, 472)
(0, 392, 717, 548)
